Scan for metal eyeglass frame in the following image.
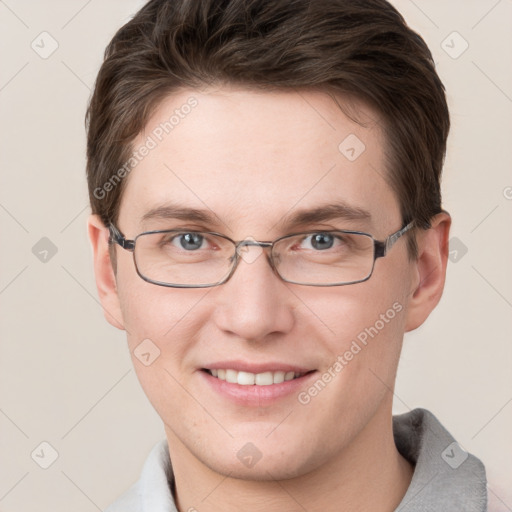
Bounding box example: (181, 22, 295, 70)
(108, 221, 415, 288)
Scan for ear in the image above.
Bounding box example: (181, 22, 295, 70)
(405, 211, 451, 332)
(87, 214, 125, 330)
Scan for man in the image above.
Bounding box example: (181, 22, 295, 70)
(86, 0, 487, 510)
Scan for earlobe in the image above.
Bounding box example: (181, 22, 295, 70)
(404, 211, 451, 332)
(87, 214, 125, 331)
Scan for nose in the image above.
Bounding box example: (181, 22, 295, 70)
(211, 245, 295, 342)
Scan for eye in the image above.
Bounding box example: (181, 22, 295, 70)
(301, 233, 338, 251)
(170, 232, 207, 251)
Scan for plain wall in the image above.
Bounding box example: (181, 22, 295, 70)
(0, 1, 511, 510)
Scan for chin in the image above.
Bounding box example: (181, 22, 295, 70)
(191, 434, 325, 482)
(204, 453, 314, 481)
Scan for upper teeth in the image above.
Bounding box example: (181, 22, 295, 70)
(209, 369, 304, 386)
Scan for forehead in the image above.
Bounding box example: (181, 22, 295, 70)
(118, 86, 400, 236)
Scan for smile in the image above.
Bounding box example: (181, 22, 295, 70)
(203, 368, 308, 386)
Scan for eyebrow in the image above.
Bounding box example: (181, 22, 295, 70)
(279, 202, 372, 229)
(141, 204, 220, 226)
(140, 201, 372, 231)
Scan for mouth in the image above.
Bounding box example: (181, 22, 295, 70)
(199, 365, 318, 405)
(201, 368, 314, 386)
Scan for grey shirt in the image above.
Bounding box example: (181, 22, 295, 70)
(105, 408, 487, 511)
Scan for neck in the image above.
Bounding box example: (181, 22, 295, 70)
(166, 401, 413, 512)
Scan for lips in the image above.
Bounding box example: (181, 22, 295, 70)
(200, 366, 318, 405)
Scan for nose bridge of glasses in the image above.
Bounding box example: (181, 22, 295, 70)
(233, 239, 276, 268)
(236, 239, 273, 251)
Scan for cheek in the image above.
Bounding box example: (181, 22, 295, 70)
(304, 270, 410, 397)
(116, 262, 204, 343)
(116, 280, 211, 414)
(294, 295, 406, 441)
(338, 302, 405, 387)
(307, 269, 408, 348)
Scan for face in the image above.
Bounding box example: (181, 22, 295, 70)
(103, 86, 419, 480)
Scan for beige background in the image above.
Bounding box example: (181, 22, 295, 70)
(0, 1, 511, 510)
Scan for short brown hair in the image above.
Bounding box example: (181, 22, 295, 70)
(86, 0, 450, 259)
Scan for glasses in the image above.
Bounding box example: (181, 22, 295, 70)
(108, 221, 414, 288)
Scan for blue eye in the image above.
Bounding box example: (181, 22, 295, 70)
(301, 233, 338, 251)
(175, 232, 205, 250)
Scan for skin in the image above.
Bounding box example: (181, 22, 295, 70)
(88, 86, 450, 511)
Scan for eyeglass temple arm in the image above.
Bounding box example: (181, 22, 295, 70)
(108, 223, 135, 251)
(374, 221, 414, 259)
